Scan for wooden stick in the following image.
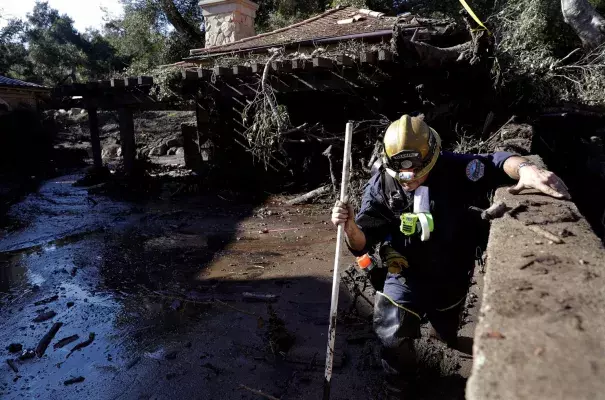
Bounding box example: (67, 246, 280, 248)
(323, 122, 353, 400)
(239, 384, 280, 400)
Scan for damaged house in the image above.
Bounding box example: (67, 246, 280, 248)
(176, 1, 505, 190)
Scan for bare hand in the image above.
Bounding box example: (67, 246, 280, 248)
(508, 165, 571, 199)
(331, 197, 355, 227)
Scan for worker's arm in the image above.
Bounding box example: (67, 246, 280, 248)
(331, 200, 367, 252)
(502, 155, 570, 199)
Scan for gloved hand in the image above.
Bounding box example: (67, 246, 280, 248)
(330, 196, 354, 228)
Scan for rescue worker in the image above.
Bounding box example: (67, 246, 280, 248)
(330, 114, 570, 398)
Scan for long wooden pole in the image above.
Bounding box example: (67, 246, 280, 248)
(323, 122, 353, 400)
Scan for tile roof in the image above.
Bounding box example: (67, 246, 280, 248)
(0, 75, 46, 89)
(190, 6, 396, 56)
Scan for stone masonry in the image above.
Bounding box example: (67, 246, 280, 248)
(199, 0, 258, 47)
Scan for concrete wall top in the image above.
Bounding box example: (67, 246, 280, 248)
(467, 187, 605, 400)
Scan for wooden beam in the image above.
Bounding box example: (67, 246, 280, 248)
(360, 52, 377, 65)
(378, 49, 393, 62)
(250, 63, 264, 74)
(271, 61, 292, 73)
(124, 77, 138, 87)
(197, 69, 212, 79)
(138, 76, 153, 85)
(111, 78, 125, 88)
(86, 81, 99, 91)
(312, 57, 334, 69)
(214, 66, 232, 76)
(233, 65, 252, 76)
(182, 70, 199, 80)
(87, 108, 103, 168)
(117, 108, 136, 175)
(292, 59, 312, 71)
(336, 55, 355, 67)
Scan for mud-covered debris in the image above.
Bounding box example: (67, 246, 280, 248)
(6, 359, 19, 373)
(36, 322, 63, 357)
(33, 295, 59, 306)
(170, 300, 181, 311)
(7, 343, 22, 353)
(483, 331, 505, 339)
(66, 302, 75, 308)
(126, 356, 141, 370)
(165, 351, 178, 360)
(67, 333, 95, 358)
(266, 305, 295, 354)
(33, 310, 57, 323)
(70, 267, 78, 277)
(243, 292, 278, 303)
(64, 376, 85, 385)
(165, 372, 178, 380)
(18, 349, 35, 361)
(201, 362, 221, 375)
(53, 335, 79, 349)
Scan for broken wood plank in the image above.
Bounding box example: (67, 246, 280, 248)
(242, 292, 278, 303)
(292, 59, 312, 71)
(138, 76, 153, 85)
(67, 333, 95, 358)
(182, 70, 198, 80)
(378, 49, 393, 62)
(337, 54, 355, 66)
(6, 359, 18, 373)
(284, 185, 331, 205)
(33, 311, 56, 323)
(360, 52, 377, 65)
(53, 334, 80, 349)
(233, 65, 252, 76)
(110, 78, 125, 88)
(64, 377, 85, 385)
(312, 57, 334, 69)
(214, 66, 232, 76)
(36, 322, 63, 357)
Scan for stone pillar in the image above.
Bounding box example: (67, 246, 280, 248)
(199, 0, 259, 47)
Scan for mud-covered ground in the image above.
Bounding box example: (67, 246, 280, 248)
(0, 168, 480, 400)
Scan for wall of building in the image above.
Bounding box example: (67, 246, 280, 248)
(0, 88, 43, 110)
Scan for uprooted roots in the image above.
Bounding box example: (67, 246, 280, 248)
(242, 50, 291, 169)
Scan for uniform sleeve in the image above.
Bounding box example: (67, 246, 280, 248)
(346, 177, 393, 257)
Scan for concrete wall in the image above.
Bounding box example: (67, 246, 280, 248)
(467, 187, 605, 399)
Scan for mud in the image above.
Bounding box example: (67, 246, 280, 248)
(0, 170, 479, 400)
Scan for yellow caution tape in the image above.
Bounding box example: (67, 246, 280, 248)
(458, 0, 491, 35)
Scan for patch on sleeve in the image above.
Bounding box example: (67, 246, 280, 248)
(465, 159, 485, 182)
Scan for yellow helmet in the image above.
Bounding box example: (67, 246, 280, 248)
(383, 114, 441, 181)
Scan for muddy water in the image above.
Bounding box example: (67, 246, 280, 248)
(0, 173, 475, 400)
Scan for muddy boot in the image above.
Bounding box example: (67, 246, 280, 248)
(381, 340, 415, 400)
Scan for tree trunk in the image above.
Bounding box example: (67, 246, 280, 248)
(561, 0, 605, 49)
(158, 0, 204, 47)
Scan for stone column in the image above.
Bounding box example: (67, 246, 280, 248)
(199, 0, 259, 47)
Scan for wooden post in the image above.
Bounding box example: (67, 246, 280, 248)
(117, 108, 136, 175)
(87, 108, 103, 168)
(182, 123, 202, 171)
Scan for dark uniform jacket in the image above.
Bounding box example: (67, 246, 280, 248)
(350, 151, 514, 299)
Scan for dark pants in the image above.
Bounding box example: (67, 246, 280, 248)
(373, 272, 467, 396)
